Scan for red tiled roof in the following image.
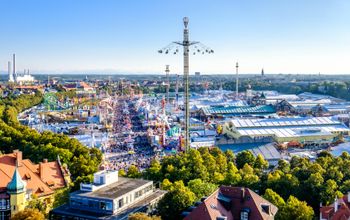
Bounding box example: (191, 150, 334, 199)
(0, 151, 66, 197)
(184, 186, 278, 220)
(184, 189, 233, 220)
(321, 195, 350, 220)
(34, 161, 66, 190)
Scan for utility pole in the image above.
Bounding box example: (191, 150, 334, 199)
(159, 17, 213, 152)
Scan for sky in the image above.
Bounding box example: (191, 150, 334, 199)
(0, 0, 349, 75)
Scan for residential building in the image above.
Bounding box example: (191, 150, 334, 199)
(0, 150, 69, 219)
(320, 192, 350, 220)
(183, 186, 278, 220)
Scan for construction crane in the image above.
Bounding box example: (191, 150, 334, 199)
(159, 17, 213, 152)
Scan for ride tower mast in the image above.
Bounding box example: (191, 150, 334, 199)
(159, 17, 213, 152)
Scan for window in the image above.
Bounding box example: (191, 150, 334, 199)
(118, 198, 123, 208)
(240, 211, 249, 220)
(0, 199, 8, 210)
(106, 202, 112, 211)
(135, 191, 139, 199)
(100, 202, 106, 210)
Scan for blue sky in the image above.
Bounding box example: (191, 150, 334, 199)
(0, 0, 349, 74)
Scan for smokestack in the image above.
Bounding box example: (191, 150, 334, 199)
(8, 61, 14, 82)
(8, 61, 11, 75)
(13, 54, 16, 78)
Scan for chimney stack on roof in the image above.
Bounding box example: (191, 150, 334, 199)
(240, 187, 245, 203)
(13, 150, 22, 166)
(334, 197, 339, 212)
(39, 162, 45, 179)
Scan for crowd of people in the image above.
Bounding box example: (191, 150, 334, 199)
(104, 96, 157, 172)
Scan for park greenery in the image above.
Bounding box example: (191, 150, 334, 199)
(120, 147, 350, 220)
(0, 92, 102, 191)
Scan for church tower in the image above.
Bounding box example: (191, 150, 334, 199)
(7, 166, 26, 216)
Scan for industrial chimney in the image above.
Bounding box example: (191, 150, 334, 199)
(8, 61, 14, 82)
(12, 54, 16, 80)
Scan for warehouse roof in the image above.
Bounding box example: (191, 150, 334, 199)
(228, 117, 350, 138)
(230, 117, 342, 128)
(201, 105, 276, 116)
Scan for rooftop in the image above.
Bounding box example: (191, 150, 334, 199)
(72, 177, 151, 200)
(52, 189, 166, 220)
(201, 105, 276, 115)
(184, 186, 278, 220)
(0, 150, 66, 196)
(230, 117, 343, 129)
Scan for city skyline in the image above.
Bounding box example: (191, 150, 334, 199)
(0, 0, 349, 74)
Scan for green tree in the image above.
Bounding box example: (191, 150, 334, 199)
(118, 169, 126, 177)
(240, 164, 259, 189)
(267, 171, 299, 200)
(263, 188, 285, 208)
(127, 165, 141, 178)
(225, 150, 235, 163)
(187, 178, 217, 200)
(254, 154, 269, 170)
(277, 196, 314, 220)
(320, 179, 343, 205)
(144, 159, 162, 181)
(202, 152, 217, 181)
(157, 181, 195, 220)
(161, 179, 173, 191)
(53, 187, 70, 209)
(27, 195, 46, 214)
(277, 160, 290, 173)
(186, 149, 208, 181)
(236, 150, 255, 169)
(215, 153, 228, 173)
(340, 180, 350, 193)
(223, 162, 241, 186)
